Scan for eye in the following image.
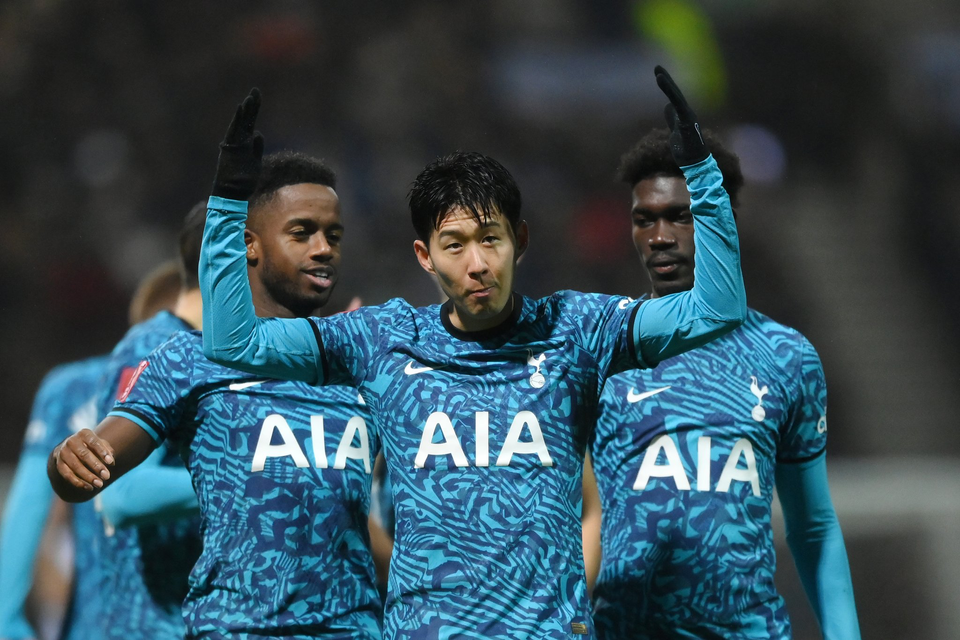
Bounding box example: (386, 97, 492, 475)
(633, 216, 653, 228)
(676, 210, 693, 223)
(444, 242, 463, 251)
(326, 232, 342, 245)
(482, 235, 501, 244)
(290, 227, 309, 238)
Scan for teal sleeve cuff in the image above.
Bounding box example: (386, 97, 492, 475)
(107, 409, 162, 442)
(200, 199, 321, 383)
(776, 455, 861, 640)
(631, 154, 746, 366)
(0, 454, 52, 637)
(98, 448, 198, 528)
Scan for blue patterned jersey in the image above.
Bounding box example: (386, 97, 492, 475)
(95, 311, 202, 640)
(590, 307, 828, 639)
(110, 330, 382, 639)
(4, 356, 108, 640)
(311, 291, 644, 639)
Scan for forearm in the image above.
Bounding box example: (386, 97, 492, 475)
(634, 155, 746, 364)
(0, 455, 53, 637)
(201, 197, 321, 382)
(777, 457, 860, 639)
(98, 458, 198, 528)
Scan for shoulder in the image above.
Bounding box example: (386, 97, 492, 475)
(538, 290, 635, 317)
(37, 354, 109, 398)
(739, 308, 816, 356)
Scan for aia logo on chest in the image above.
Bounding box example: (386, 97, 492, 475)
(633, 435, 761, 496)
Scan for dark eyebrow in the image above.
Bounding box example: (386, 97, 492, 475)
(285, 218, 344, 233)
(632, 204, 691, 217)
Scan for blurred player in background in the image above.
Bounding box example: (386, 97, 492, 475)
(51, 152, 389, 639)
(191, 67, 746, 638)
(0, 262, 182, 640)
(585, 129, 860, 638)
(78, 202, 209, 640)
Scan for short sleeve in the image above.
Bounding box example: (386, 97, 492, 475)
(311, 299, 411, 386)
(564, 292, 646, 380)
(779, 336, 828, 463)
(108, 336, 195, 444)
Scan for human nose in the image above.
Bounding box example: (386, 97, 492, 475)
(465, 243, 489, 277)
(309, 234, 334, 260)
(648, 219, 676, 249)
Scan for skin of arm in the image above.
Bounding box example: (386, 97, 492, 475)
(0, 454, 52, 640)
(775, 456, 861, 640)
(581, 453, 602, 595)
(97, 446, 199, 529)
(631, 155, 747, 367)
(47, 416, 157, 504)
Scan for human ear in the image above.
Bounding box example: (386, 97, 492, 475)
(414, 239, 436, 275)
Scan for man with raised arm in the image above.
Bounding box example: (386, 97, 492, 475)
(61, 67, 746, 638)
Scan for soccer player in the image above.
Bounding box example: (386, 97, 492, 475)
(194, 67, 746, 638)
(586, 128, 861, 638)
(50, 152, 384, 639)
(0, 263, 182, 640)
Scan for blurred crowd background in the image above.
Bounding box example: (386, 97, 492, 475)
(1, 0, 959, 638)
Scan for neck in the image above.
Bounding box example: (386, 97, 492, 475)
(448, 296, 515, 333)
(173, 289, 203, 329)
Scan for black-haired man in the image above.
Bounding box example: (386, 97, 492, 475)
(50, 152, 385, 638)
(67, 68, 746, 638)
(585, 128, 860, 639)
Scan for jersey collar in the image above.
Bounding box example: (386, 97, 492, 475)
(440, 293, 523, 342)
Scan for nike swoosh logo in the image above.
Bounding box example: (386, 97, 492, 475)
(627, 385, 671, 404)
(229, 380, 266, 391)
(404, 361, 434, 375)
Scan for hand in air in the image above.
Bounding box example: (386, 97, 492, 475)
(654, 66, 709, 167)
(53, 429, 116, 491)
(212, 88, 265, 201)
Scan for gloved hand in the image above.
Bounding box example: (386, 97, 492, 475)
(212, 88, 264, 201)
(654, 66, 709, 167)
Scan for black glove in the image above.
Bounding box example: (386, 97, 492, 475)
(654, 66, 709, 167)
(212, 88, 264, 201)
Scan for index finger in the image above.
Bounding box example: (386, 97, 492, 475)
(80, 429, 116, 466)
(238, 88, 262, 135)
(654, 66, 694, 119)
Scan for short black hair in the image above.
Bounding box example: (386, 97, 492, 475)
(250, 151, 337, 211)
(408, 151, 522, 243)
(178, 200, 208, 290)
(616, 128, 744, 208)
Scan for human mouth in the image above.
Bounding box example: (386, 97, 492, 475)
(304, 267, 336, 289)
(647, 255, 684, 275)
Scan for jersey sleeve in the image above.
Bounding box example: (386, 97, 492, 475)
(566, 292, 645, 379)
(107, 336, 195, 444)
(200, 196, 325, 383)
(630, 154, 747, 366)
(309, 301, 408, 386)
(779, 336, 828, 462)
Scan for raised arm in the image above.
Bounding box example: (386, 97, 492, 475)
(631, 67, 746, 365)
(200, 89, 321, 383)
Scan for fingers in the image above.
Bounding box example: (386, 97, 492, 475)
(56, 430, 114, 491)
(252, 132, 264, 158)
(654, 66, 694, 120)
(239, 88, 262, 134)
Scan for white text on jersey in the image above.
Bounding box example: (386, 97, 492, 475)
(414, 411, 554, 468)
(633, 435, 760, 496)
(251, 414, 372, 474)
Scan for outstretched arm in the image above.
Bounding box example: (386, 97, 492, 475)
(98, 446, 198, 528)
(200, 89, 322, 382)
(776, 456, 861, 640)
(47, 417, 155, 504)
(631, 67, 746, 366)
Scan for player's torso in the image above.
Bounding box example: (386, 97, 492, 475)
(361, 299, 601, 638)
(591, 310, 799, 638)
(170, 340, 382, 639)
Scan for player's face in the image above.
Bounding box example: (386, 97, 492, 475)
(248, 183, 343, 317)
(414, 207, 528, 331)
(631, 176, 695, 298)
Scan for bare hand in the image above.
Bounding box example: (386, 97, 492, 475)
(53, 429, 116, 491)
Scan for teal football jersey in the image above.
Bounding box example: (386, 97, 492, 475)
(590, 307, 828, 639)
(111, 331, 382, 639)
